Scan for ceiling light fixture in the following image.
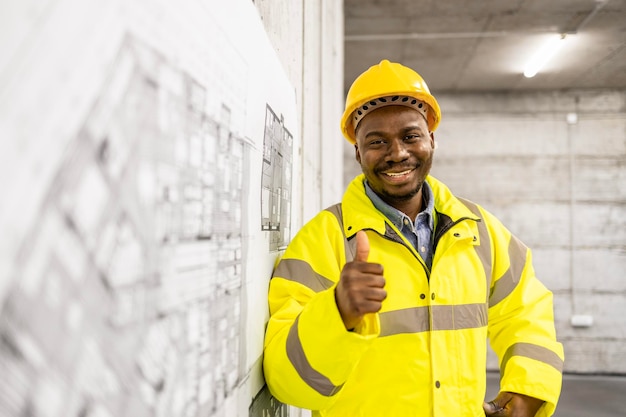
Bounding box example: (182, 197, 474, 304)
(521, 0, 608, 79)
(523, 34, 568, 78)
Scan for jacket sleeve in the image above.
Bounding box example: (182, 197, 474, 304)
(482, 208, 564, 417)
(262, 210, 380, 410)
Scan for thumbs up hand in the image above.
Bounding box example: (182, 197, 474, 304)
(335, 231, 387, 330)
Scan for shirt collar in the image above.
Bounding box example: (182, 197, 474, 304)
(364, 180, 434, 230)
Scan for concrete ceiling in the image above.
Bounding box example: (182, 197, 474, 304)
(344, 0, 626, 93)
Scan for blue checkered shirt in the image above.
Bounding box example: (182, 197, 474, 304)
(364, 180, 435, 269)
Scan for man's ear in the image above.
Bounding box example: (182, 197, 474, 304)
(355, 143, 361, 163)
(430, 132, 436, 149)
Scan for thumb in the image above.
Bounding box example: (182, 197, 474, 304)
(483, 401, 500, 415)
(355, 230, 370, 262)
(483, 392, 512, 416)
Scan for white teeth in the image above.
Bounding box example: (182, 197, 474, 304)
(385, 170, 411, 177)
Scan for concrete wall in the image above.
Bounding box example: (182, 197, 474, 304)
(255, 0, 344, 414)
(255, 0, 345, 223)
(345, 89, 626, 374)
(228, 0, 346, 400)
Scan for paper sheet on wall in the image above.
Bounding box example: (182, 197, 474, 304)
(0, 0, 298, 416)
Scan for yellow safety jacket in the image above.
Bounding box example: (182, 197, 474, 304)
(264, 174, 564, 417)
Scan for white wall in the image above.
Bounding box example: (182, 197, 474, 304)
(346, 89, 626, 374)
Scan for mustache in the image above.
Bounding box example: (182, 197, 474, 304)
(375, 162, 419, 173)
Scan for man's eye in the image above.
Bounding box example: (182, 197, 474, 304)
(404, 134, 419, 141)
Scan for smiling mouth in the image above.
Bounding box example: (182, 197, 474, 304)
(384, 169, 413, 177)
(381, 168, 415, 183)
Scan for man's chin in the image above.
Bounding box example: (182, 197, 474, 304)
(381, 186, 420, 202)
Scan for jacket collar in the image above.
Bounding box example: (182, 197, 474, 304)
(341, 174, 479, 239)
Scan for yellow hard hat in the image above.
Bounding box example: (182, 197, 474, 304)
(341, 59, 441, 144)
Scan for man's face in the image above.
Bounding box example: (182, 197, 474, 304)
(355, 105, 435, 209)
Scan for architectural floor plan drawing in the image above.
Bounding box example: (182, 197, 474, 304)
(0, 0, 301, 415)
(261, 105, 294, 251)
(0, 34, 272, 417)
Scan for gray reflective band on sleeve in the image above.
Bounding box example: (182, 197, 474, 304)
(286, 315, 344, 396)
(379, 303, 488, 337)
(501, 342, 564, 374)
(273, 258, 334, 293)
(489, 235, 527, 307)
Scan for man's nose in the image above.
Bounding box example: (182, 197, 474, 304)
(387, 139, 409, 161)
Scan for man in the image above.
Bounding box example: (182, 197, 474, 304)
(263, 60, 564, 417)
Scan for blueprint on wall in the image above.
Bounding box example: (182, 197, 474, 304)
(262, 105, 294, 251)
(0, 1, 297, 416)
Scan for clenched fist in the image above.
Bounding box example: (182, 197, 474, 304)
(483, 391, 544, 417)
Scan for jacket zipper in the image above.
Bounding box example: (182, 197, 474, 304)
(380, 216, 480, 280)
(379, 222, 431, 279)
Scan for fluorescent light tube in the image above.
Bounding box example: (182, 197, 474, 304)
(523, 34, 567, 78)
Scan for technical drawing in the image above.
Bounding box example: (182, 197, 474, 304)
(261, 105, 294, 251)
(0, 36, 256, 417)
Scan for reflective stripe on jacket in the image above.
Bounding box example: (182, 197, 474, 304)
(263, 174, 564, 417)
